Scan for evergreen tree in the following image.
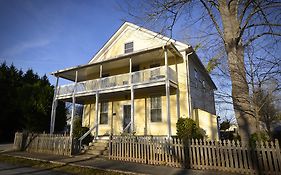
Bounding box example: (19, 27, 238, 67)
(0, 62, 66, 142)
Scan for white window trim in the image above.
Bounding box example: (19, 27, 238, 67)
(150, 96, 162, 123)
(124, 41, 134, 53)
(100, 102, 109, 125)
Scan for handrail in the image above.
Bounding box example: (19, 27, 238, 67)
(122, 121, 132, 133)
(78, 123, 98, 148)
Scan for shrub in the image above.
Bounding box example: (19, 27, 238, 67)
(72, 118, 92, 144)
(249, 131, 270, 146)
(176, 117, 206, 141)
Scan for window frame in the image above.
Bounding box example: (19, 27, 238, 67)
(194, 68, 198, 80)
(99, 102, 109, 125)
(150, 96, 162, 122)
(124, 41, 134, 53)
(194, 68, 199, 87)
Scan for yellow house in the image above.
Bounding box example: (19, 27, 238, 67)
(50, 22, 218, 141)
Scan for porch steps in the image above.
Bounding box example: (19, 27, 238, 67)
(83, 139, 109, 157)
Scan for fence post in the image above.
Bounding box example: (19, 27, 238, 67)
(275, 139, 281, 172)
(109, 135, 112, 159)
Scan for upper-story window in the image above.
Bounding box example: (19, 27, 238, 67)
(124, 42, 134, 53)
(150, 63, 160, 78)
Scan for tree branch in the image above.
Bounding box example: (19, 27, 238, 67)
(244, 32, 281, 46)
(246, 23, 281, 29)
(199, 0, 224, 40)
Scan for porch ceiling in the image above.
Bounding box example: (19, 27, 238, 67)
(51, 43, 183, 82)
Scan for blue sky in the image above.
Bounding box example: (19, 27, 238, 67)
(0, 0, 129, 84)
(0, 0, 235, 119)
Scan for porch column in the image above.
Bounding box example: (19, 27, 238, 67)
(185, 52, 193, 118)
(110, 102, 114, 135)
(99, 65, 103, 78)
(95, 65, 102, 138)
(70, 71, 78, 138)
(164, 47, 171, 138)
(175, 58, 180, 119)
(95, 91, 99, 138)
(50, 76, 59, 134)
(130, 58, 134, 133)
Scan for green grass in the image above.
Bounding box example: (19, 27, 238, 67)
(0, 154, 125, 175)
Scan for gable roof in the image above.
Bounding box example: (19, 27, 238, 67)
(89, 22, 189, 63)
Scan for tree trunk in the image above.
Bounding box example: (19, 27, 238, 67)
(218, 1, 257, 142)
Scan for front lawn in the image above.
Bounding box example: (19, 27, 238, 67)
(0, 154, 125, 175)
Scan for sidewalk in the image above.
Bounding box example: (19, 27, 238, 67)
(3, 151, 239, 175)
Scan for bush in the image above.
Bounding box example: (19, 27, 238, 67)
(249, 131, 270, 146)
(72, 118, 92, 144)
(176, 117, 206, 141)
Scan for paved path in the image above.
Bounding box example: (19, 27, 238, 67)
(0, 162, 71, 175)
(3, 152, 240, 175)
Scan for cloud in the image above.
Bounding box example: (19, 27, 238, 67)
(1, 38, 51, 56)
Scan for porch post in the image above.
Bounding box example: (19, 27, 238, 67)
(95, 91, 99, 138)
(175, 58, 180, 119)
(164, 46, 171, 138)
(99, 65, 103, 78)
(50, 76, 59, 134)
(110, 102, 114, 135)
(185, 52, 193, 118)
(95, 65, 102, 138)
(130, 58, 134, 133)
(70, 71, 78, 138)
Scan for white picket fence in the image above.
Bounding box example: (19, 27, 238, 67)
(13, 132, 80, 156)
(109, 136, 281, 174)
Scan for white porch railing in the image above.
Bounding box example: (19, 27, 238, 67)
(56, 66, 177, 98)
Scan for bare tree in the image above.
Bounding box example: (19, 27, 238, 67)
(245, 39, 281, 138)
(254, 86, 281, 137)
(122, 0, 281, 141)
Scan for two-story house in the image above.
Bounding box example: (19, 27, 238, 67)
(50, 22, 218, 141)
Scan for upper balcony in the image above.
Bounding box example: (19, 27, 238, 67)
(56, 66, 177, 100)
(51, 43, 183, 102)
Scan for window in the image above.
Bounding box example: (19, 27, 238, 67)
(202, 80, 206, 88)
(194, 69, 198, 79)
(124, 42, 134, 53)
(150, 63, 160, 79)
(102, 73, 109, 77)
(132, 65, 140, 72)
(150, 96, 162, 122)
(194, 69, 198, 87)
(100, 102, 108, 124)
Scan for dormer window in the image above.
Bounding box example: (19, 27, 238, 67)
(124, 42, 134, 53)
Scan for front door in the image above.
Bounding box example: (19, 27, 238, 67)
(123, 105, 131, 133)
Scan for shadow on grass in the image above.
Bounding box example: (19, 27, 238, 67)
(0, 154, 102, 175)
